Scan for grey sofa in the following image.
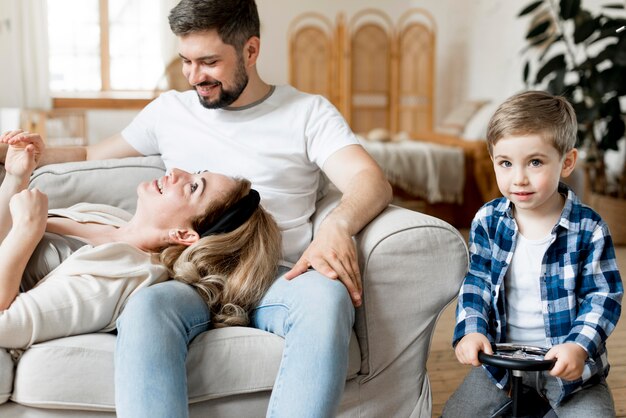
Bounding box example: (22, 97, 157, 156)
(0, 156, 468, 417)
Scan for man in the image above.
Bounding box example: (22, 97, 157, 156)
(1, 1, 392, 416)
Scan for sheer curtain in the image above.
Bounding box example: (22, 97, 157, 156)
(0, 0, 50, 109)
(156, 0, 182, 90)
(160, 0, 179, 64)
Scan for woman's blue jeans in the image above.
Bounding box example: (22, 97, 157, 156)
(114, 268, 355, 418)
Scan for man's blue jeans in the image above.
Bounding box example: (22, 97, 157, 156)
(114, 267, 355, 418)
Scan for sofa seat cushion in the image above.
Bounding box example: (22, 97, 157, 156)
(10, 327, 361, 411)
(0, 349, 13, 404)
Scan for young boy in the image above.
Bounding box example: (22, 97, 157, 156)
(442, 91, 623, 418)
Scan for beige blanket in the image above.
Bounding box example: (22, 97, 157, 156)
(360, 137, 465, 204)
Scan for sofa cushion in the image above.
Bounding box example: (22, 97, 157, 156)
(0, 349, 13, 404)
(11, 328, 361, 411)
(28, 156, 166, 213)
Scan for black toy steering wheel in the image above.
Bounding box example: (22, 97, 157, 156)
(478, 344, 556, 418)
(478, 343, 556, 371)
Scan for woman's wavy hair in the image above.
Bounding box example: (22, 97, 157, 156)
(160, 178, 281, 328)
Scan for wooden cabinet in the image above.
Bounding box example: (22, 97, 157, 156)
(21, 109, 87, 146)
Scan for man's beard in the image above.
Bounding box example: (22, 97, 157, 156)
(196, 58, 249, 109)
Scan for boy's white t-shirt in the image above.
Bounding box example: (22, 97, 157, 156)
(122, 85, 359, 263)
(505, 233, 551, 347)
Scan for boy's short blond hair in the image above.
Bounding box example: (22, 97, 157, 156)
(486, 90, 577, 157)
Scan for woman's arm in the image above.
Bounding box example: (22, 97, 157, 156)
(0, 131, 44, 241)
(0, 132, 47, 310)
(0, 189, 48, 310)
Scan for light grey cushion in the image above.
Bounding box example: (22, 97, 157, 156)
(0, 349, 13, 404)
(28, 156, 166, 213)
(11, 328, 360, 411)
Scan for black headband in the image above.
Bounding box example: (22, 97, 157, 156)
(199, 189, 260, 238)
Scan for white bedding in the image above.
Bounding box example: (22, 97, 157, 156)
(359, 137, 465, 204)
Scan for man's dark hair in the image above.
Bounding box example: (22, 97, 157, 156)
(168, 0, 260, 52)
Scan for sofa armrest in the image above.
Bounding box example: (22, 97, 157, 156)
(353, 205, 467, 378)
(313, 192, 468, 411)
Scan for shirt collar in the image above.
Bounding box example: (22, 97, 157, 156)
(500, 181, 580, 231)
(556, 181, 580, 233)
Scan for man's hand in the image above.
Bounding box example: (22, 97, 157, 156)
(285, 219, 362, 307)
(455, 333, 492, 366)
(545, 343, 587, 381)
(1, 130, 45, 180)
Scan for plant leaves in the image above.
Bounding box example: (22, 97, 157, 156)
(526, 20, 552, 39)
(539, 34, 563, 61)
(574, 15, 598, 43)
(587, 17, 626, 44)
(547, 69, 567, 94)
(519, 1, 545, 17)
(536, 54, 566, 83)
(601, 116, 625, 151)
(602, 3, 626, 9)
(519, 0, 626, 155)
(601, 96, 621, 118)
(573, 100, 597, 127)
(523, 61, 530, 84)
(592, 43, 617, 66)
(574, 97, 594, 115)
(560, 0, 581, 20)
(601, 65, 626, 94)
(615, 37, 626, 66)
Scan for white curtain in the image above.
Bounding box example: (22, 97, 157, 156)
(156, 0, 180, 90)
(160, 0, 179, 64)
(0, 0, 50, 109)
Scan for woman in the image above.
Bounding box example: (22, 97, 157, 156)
(0, 130, 281, 349)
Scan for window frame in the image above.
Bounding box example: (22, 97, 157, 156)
(50, 0, 160, 110)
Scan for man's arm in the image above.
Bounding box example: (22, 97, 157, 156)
(1, 132, 143, 167)
(285, 144, 392, 306)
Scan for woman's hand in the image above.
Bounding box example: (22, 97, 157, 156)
(9, 188, 48, 239)
(1, 130, 45, 180)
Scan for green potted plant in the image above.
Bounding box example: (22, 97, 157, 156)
(519, 0, 626, 243)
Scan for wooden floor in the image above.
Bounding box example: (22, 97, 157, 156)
(427, 238, 626, 417)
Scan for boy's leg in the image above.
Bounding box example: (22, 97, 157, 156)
(115, 280, 211, 418)
(442, 366, 510, 418)
(542, 373, 616, 418)
(250, 268, 354, 418)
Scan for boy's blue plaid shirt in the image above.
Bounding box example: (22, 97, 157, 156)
(453, 183, 623, 402)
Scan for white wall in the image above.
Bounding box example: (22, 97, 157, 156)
(85, 0, 622, 143)
(0, 1, 22, 107)
(86, 110, 138, 143)
(256, 0, 529, 125)
(0, 1, 548, 141)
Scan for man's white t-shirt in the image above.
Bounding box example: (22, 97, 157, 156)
(122, 85, 359, 263)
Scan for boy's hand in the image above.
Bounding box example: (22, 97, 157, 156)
(1, 130, 45, 179)
(455, 333, 492, 366)
(545, 343, 587, 381)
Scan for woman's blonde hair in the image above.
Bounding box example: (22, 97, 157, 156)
(160, 178, 281, 328)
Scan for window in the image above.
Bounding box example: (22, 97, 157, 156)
(47, 0, 165, 94)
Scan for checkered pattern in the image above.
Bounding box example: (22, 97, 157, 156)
(453, 183, 623, 402)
